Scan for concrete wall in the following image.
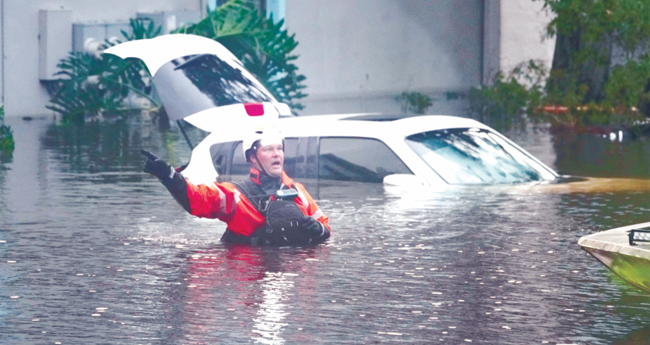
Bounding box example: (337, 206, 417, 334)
(1, 0, 557, 118)
(1, 0, 206, 117)
(499, 0, 555, 81)
(482, 0, 500, 84)
(285, 0, 483, 116)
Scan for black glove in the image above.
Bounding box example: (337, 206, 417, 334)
(301, 216, 324, 237)
(141, 149, 174, 182)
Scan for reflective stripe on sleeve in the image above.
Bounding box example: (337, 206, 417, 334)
(297, 189, 310, 209)
(233, 189, 241, 204)
(233, 189, 242, 214)
(217, 186, 227, 215)
(310, 208, 323, 220)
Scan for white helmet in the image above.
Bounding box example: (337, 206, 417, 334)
(243, 125, 285, 162)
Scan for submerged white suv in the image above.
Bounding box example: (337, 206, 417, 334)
(180, 112, 558, 187)
(105, 34, 558, 187)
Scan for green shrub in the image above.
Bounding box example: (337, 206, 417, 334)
(600, 55, 650, 126)
(396, 92, 434, 114)
(46, 18, 161, 123)
(0, 104, 14, 162)
(543, 56, 649, 127)
(47, 0, 308, 121)
(176, 0, 307, 111)
(541, 0, 650, 128)
(468, 60, 545, 127)
(470, 57, 648, 129)
(47, 53, 159, 123)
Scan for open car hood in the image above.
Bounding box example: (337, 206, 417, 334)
(103, 34, 290, 131)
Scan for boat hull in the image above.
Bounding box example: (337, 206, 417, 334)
(578, 222, 650, 294)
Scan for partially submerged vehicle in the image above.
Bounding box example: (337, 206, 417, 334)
(180, 113, 558, 187)
(578, 222, 650, 294)
(105, 34, 558, 187)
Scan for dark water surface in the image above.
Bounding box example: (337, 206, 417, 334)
(1, 117, 649, 344)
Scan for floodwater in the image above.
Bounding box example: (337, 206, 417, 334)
(0, 116, 649, 345)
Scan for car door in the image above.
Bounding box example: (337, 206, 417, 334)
(317, 137, 412, 183)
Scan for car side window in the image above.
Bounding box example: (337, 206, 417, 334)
(231, 141, 249, 176)
(283, 138, 299, 178)
(210, 142, 235, 176)
(318, 137, 412, 183)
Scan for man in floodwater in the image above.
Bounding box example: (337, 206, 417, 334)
(141, 125, 330, 245)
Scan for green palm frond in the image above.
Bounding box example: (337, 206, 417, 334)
(0, 104, 14, 162)
(178, 0, 307, 111)
(46, 18, 161, 123)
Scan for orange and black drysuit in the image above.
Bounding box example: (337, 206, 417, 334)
(163, 167, 330, 245)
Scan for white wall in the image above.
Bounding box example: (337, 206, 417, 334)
(1, 0, 205, 117)
(285, 0, 483, 116)
(499, 0, 555, 79)
(1, 0, 557, 118)
(482, 0, 500, 84)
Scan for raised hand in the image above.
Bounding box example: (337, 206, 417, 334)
(141, 149, 174, 181)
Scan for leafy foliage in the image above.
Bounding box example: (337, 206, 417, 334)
(47, 53, 158, 123)
(542, 0, 650, 108)
(176, 0, 307, 111)
(0, 104, 14, 162)
(121, 17, 161, 41)
(468, 61, 545, 127)
(595, 54, 650, 126)
(396, 92, 434, 114)
(469, 1, 650, 129)
(46, 18, 161, 123)
(471, 59, 646, 128)
(543, 0, 650, 51)
(47, 1, 307, 121)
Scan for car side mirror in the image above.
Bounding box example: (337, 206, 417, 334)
(383, 174, 426, 187)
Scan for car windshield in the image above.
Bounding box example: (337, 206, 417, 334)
(405, 128, 553, 184)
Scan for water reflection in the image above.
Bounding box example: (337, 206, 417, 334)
(614, 325, 650, 345)
(0, 117, 649, 344)
(39, 116, 194, 173)
(551, 128, 650, 178)
(157, 244, 328, 344)
(252, 272, 291, 343)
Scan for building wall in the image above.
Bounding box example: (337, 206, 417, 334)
(1, 0, 557, 118)
(285, 0, 483, 116)
(482, 0, 500, 84)
(1, 0, 205, 117)
(499, 0, 555, 81)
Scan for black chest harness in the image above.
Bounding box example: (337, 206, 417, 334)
(220, 178, 301, 245)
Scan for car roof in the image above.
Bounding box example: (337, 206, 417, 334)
(199, 113, 491, 144)
(183, 112, 558, 186)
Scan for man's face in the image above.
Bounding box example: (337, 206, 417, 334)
(250, 142, 284, 178)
